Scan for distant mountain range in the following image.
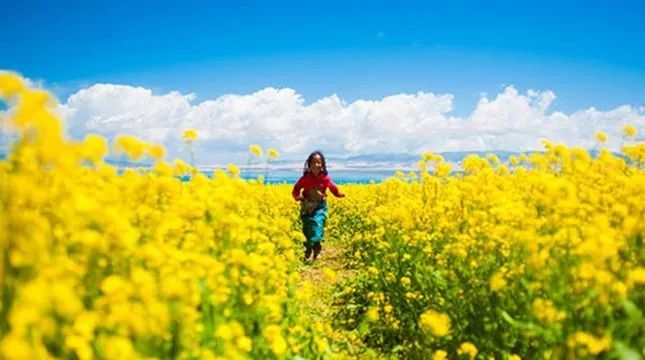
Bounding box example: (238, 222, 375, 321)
(336, 150, 525, 164)
(0, 150, 618, 171)
(261, 151, 529, 171)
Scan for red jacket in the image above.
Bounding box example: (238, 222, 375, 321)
(292, 173, 342, 201)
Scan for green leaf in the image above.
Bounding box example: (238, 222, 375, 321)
(392, 344, 407, 353)
(432, 270, 447, 290)
(621, 300, 643, 321)
(500, 310, 543, 335)
(612, 341, 642, 360)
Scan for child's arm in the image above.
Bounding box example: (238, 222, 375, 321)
(326, 177, 345, 198)
(292, 177, 305, 201)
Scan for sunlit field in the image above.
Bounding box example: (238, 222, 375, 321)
(1, 72, 644, 359)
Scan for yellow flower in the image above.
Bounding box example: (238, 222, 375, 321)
(489, 271, 507, 292)
(567, 331, 611, 355)
(315, 337, 329, 353)
(322, 267, 337, 282)
(249, 144, 263, 157)
(622, 124, 637, 139)
(66, 335, 93, 360)
(0, 333, 32, 360)
(594, 131, 608, 143)
(627, 267, 645, 287)
(366, 307, 380, 322)
(418, 160, 427, 171)
(268, 148, 279, 159)
(236, 336, 252, 352)
(103, 336, 135, 360)
(114, 135, 145, 160)
(435, 163, 452, 177)
(296, 280, 314, 302)
(172, 158, 192, 175)
(462, 154, 489, 174)
(0, 71, 27, 98)
(81, 134, 108, 163)
(433, 350, 448, 360)
(263, 325, 287, 356)
(100, 275, 127, 295)
(146, 144, 165, 161)
(215, 323, 234, 341)
(457, 342, 478, 359)
(160, 275, 185, 299)
(509, 155, 519, 166)
(182, 128, 198, 142)
(533, 298, 565, 323)
(51, 282, 83, 318)
(486, 153, 500, 164)
(419, 309, 451, 337)
(227, 163, 240, 177)
(153, 161, 173, 176)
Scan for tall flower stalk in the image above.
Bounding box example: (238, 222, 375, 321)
(247, 144, 263, 181)
(246, 145, 279, 183)
(265, 148, 280, 183)
(181, 128, 198, 168)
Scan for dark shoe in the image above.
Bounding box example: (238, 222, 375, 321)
(312, 243, 322, 260)
(304, 247, 313, 262)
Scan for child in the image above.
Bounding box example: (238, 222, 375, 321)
(292, 151, 345, 262)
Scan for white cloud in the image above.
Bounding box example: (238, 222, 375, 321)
(58, 84, 645, 164)
(61, 84, 194, 143)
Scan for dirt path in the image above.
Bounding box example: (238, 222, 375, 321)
(296, 240, 382, 359)
(298, 240, 352, 322)
(300, 240, 378, 359)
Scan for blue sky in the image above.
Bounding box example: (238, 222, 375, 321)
(3, 0, 644, 113)
(1, 0, 644, 163)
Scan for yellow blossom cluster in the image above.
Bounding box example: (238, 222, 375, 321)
(0, 72, 331, 359)
(181, 128, 198, 142)
(2, 71, 643, 359)
(418, 309, 451, 337)
(331, 138, 644, 358)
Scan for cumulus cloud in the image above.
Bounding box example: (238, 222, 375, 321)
(58, 84, 645, 164)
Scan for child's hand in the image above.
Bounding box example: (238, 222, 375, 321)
(338, 193, 346, 198)
(295, 195, 304, 201)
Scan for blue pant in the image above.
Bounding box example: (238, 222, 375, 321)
(301, 201, 327, 247)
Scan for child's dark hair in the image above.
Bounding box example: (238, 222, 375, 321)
(303, 150, 328, 175)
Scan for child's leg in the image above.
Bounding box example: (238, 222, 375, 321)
(304, 242, 313, 261)
(313, 242, 322, 260)
(310, 210, 326, 243)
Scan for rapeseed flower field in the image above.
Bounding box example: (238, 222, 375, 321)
(1, 72, 643, 359)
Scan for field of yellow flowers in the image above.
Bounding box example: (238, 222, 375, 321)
(1, 71, 644, 359)
(329, 143, 644, 358)
(0, 72, 344, 359)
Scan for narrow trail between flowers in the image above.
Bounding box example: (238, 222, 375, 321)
(296, 240, 382, 358)
(298, 240, 351, 322)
